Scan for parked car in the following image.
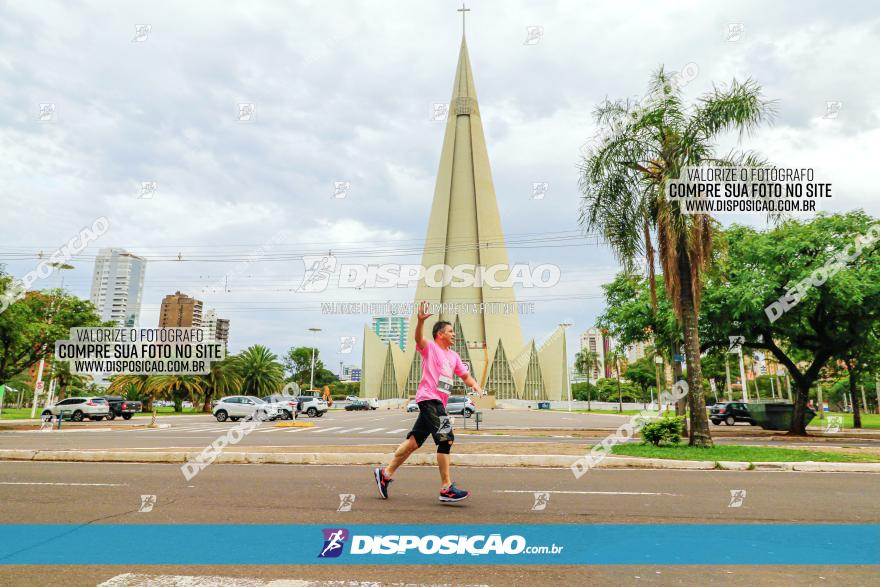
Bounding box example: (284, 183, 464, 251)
(345, 395, 360, 403)
(406, 400, 418, 412)
(360, 397, 379, 410)
(298, 395, 328, 417)
(710, 402, 755, 426)
(446, 395, 476, 417)
(345, 400, 371, 411)
(213, 396, 279, 422)
(42, 397, 110, 422)
(261, 394, 301, 420)
(100, 396, 142, 420)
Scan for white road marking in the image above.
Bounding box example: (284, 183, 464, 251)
(336, 427, 364, 434)
(361, 428, 386, 434)
(493, 490, 681, 496)
(307, 426, 341, 433)
(387, 428, 408, 434)
(1, 481, 126, 487)
(98, 574, 491, 587)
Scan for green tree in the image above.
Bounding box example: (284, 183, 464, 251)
(625, 356, 657, 399)
(574, 349, 599, 409)
(236, 345, 284, 396)
(580, 70, 774, 446)
(699, 212, 880, 434)
(148, 375, 204, 413)
(198, 357, 242, 412)
(283, 346, 325, 388)
(0, 283, 107, 384)
(48, 359, 92, 400)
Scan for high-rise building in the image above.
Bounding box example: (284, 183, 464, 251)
(90, 248, 146, 327)
(202, 309, 230, 347)
(361, 27, 568, 403)
(625, 340, 650, 363)
(580, 327, 612, 380)
(159, 291, 203, 327)
(371, 316, 408, 352)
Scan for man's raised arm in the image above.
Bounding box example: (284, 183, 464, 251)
(414, 300, 432, 350)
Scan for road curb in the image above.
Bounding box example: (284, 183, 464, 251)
(1, 449, 879, 472)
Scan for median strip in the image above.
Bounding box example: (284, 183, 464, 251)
(1, 449, 879, 472)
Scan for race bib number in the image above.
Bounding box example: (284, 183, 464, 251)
(437, 375, 453, 395)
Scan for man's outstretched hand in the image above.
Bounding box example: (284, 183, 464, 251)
(417, 300, 432, 321)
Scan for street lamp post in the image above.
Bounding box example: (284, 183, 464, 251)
(308, 327, 322, 391)
(559, 322, 572, 412)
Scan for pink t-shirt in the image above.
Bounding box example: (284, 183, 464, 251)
(415, 339, 469, 406)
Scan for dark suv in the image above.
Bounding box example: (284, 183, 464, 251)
(710, 402, 755, 426)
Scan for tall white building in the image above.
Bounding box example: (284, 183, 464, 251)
(371, 316, 409, 352)
(625, 340, 650, 363)
(89, 248, 146, 327)
(579, 327, 610, 380)
(202, 308, 230, 348)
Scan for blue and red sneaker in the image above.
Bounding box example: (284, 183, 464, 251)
(374, 467, 392, 499)
(439, 482, 469, 502)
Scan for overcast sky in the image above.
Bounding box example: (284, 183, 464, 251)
(1, 0, 878, 371)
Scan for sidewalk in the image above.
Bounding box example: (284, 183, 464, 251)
(2, 443, 879, 472)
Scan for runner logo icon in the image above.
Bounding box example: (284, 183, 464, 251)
(318, 528, 349, 558)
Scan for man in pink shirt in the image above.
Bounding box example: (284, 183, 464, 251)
(374, 301, 483, 502)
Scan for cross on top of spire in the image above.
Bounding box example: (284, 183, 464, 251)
(457, 2, 470, 37)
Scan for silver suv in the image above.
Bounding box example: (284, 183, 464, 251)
(213, 395, 279, 422)
(42, 397, 111, 422)
(297, 395, 328, 417)
(261, 394, 301, 420)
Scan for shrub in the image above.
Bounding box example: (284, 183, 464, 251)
(640, 415, 685, 446)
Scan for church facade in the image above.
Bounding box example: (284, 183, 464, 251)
(360, 35, 569, 405)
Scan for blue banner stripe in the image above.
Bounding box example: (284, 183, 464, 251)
(0, 525, 877, 565)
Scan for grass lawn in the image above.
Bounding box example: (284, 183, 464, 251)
(819, 412, 880, 430)
(1, 406, 206, 419)
(612, 443, 880, 463)
(553, 408, 656, 416)
(132, 407, 204, 416)
(0, 408, 41, 420)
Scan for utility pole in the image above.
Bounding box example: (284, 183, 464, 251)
(724, 354, 732, 400)
(559, 323, 572, 412)
(817, 383, 824, 420)
(308, 327, 322, 391)
(737, 348, 748, 403)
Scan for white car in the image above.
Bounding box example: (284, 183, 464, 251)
(345, 395, 360, 403)
(42, 397, 111, 422)
(297, 395, 328, 417)
(364, 397, 379, 410)
(213, 395, 279, 422)
(406, 400, 418, 412)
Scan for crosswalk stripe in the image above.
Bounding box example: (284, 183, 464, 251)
(361, 428, 386, 434)
(387, 428, 408, 434)
(336, 427, 363, 434)
(309, 426, 341, 433)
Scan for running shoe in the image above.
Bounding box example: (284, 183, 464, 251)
(439, 482, 469, 502)
(374, 467, 392, 499)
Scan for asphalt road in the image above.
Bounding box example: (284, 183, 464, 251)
(0, 461, 877, 585)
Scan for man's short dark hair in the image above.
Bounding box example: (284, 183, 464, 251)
(433, 321, 452, 339)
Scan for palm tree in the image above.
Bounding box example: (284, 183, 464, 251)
(579, 69, 774, 447)
(50, 360, 91, 400)
(574, 349, 599, 411)
(108, 374, 161, 426)
(199, 357, 242, 412)
(606, 346, 627, 413)
(149, 375, 204, 413)
(235, 345, 284, 397)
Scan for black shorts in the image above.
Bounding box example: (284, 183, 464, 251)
(407, 399, 454, 447)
